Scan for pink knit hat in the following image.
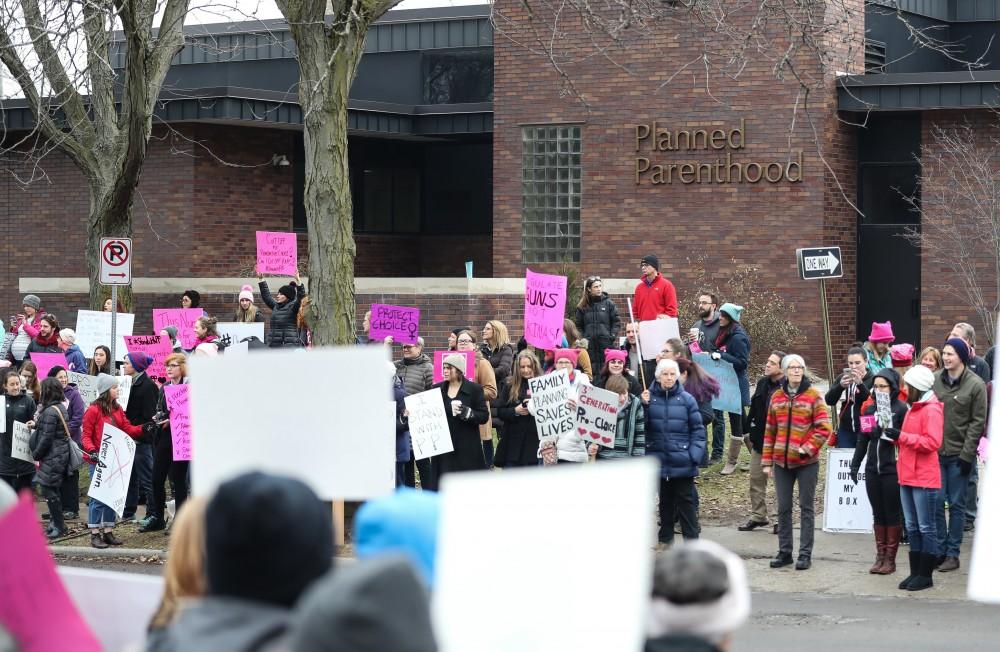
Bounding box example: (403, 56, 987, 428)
(553, 349, 579, 366)
(868, 321, 895, 343)
(890, 343, 915, 367)
(604, 349, 628, 363)
(239, 284, 254, 302)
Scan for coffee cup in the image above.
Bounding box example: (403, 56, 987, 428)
(451, 400, 462, 416)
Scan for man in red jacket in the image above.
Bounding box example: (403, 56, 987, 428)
(633, 255, 678, 321)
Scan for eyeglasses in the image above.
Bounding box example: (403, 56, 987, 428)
(873, 383, 891, 389)
(640, 262, 650, 268)
(457, 339, 473, 344)
(402, 344, 417, 349)
(166, 363, 181, 369)
(786, 365, 805, 371)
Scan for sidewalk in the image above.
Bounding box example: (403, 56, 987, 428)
(700, 524, 973, 601)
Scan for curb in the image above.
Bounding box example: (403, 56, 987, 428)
(51, 546, 168, 558)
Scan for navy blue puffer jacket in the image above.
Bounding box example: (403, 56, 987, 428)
(644, 381, 707, 479)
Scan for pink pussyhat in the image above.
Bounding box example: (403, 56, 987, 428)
(890, 343, 915, 367)
(868, 321, 895, 344)
(604, 349, 628, 363)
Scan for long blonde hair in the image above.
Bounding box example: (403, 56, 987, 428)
(148, 497, 209, 630)
(485, 320, 511, 350)
(509, 351, 541, 401)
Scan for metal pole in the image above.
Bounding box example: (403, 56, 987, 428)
(818, 278, 838, 429)
(626, 298, 646, 390)
(110, 285, 118, 371)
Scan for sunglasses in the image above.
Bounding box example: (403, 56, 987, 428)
(587, 276, 602, 283)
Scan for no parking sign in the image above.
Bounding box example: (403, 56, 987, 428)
(100, 238, 132, 285)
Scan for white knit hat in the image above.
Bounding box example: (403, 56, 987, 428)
(239, 284, 254, 302)
(59, 328, 76, 345)
(903, 365, 935, 393)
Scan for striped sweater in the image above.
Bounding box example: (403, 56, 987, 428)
(762, 378, 833, 469)
(596, 394, 646, 459)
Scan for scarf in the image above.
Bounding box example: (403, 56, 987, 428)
(35, 330, 60, 347)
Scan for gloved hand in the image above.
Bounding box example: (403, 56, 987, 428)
(849, 468, 859, 485)
(457, 406, 473, 421)
(86, 451, 100, 464)
(883, 428, 900, 440)
(711, 352, 721, 360)
(142, 422, 158, 435)
(958, 458, 973, 476)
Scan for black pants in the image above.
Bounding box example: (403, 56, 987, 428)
(60, 468, 80, 516)
(1, 473, 33, 493)
(866, 471, 902, 526)
(403, 457, 437, 491)
(151, 434, 189, 520)
(658, 476, 699, 543)
(40, 484, 65, 532)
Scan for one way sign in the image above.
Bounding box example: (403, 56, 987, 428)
(796, 246, 842, 280)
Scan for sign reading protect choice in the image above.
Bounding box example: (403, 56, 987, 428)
(369, 303, 420, 345)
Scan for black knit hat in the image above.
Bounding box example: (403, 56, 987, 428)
(641, 254, 660, 271)
(205, 472, 333, 607)
(278, 285, 297, 301)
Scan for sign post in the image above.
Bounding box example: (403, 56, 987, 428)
(796, 245, 842, 385)
(100, 238, 132, 365)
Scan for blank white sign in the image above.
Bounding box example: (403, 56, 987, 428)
(433, 458, 659, 652)
(189, 346, 396, 500)
(969, 316, 1000, 602)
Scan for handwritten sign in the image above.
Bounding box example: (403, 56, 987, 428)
(369, 304, 420, 345)
(216, 322, 265, 348)
(638, 318, 680, 361)
(524, 269, 567, 350)
(823, 448, 873, 533)
(153, 308, 204, 351)
(433, 350, 476, 384)
(29, 352, 68, 380)
(0, 495, 101, 651)
(68, 372, 131, 410)
(74, 310, 134, 362)
(11, 421, 33, 463)
(116, 375, 132, 412)
(528, 369, 574, 443)
(576, 384, 619, 448)
(692, 352, 742, 414)
(87, 422, 136, 517)
(164, 384, 191, 461)
(123, 335, 171, 380)
(404, 388, 454, 461)
(256, 230, 298, 276)
(875, 391, 892, 427)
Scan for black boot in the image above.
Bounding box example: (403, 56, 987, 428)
(46, 508, 68, 539)
(907, 552, 935, 591)
(898, 550, 919, 590)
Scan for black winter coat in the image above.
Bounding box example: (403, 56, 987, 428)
(31, 403, 70, 487)
(481, 343, 515, 387)
(746, 376, 783, 454)
(825, 371, 873, 435)
(595, 371, 643, 397)
(0, 393, 37, 476)
(435, 380, 489, 475)
(493, 379, 539, 467)
(259, 281, 305, 348)
(126, 372, 160, 443)
(851, 371, 909, 477)
(575, 293, 621, 369)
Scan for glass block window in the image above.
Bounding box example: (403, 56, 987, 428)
(521, 125, 582, 263)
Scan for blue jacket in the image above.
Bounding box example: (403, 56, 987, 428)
(644, 381, 707, 479)
(63, 344, 87, 373)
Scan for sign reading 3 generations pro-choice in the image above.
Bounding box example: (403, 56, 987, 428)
(633, 119, 803, 185)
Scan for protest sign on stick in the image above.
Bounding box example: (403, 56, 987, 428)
(576, 384, 620, 448)
(87, 422, 137, 517)
(523, 269, 567, 350)
(369, 303, 420, 345)
(638, 318, 680, 361)
(692, 352, 742, 414)
(165, 384, 192, 461)
(256, 231, 298, 276)
(434, 458, 659, 652)
(10, 421, 33, 463)
(528, 369, 574, 443)
(404, 388, 454, 461)
(433, 350, 475, 384)
(124, 335, 171, 380)
(153, 308, 203, 351)
(822, 448, 873, 533)
(74, 310, 134, 362)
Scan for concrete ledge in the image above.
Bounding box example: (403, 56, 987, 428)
(51, 546, 168, 558)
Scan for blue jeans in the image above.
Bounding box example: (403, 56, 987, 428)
(900, 485, 939, 556)
(835, 426, 857, 450)
(124, 441, 154, 517)
(87, 465, 118, 528)
(936, 455, 968, 558)
(966, 463, 979, 523)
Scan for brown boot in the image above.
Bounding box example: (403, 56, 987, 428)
(869, 524, 886, 574)
(720, 437, 743, 475)
(878, 525, 901, 574)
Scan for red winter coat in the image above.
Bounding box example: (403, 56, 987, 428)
(632, 274, 678, 320)
(896, 396, 943, 489)
(81, 403, 144, 457)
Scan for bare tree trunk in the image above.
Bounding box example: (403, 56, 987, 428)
(86, 177, 136, 312)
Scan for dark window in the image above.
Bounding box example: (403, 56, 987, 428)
(859, 163, 920, 224)
(423, 50, 493, 104)
(354, 167, 421, 233)
(521, 125, 581, 263)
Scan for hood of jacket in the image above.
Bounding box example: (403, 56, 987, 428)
(873, 367, 901, 400)
(159, 596, 291, 652)
(354, 488, 440, 588)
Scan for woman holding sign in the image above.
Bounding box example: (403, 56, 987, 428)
(713, 304, 751, 476)
(435, 353, 490, 476)
(494, 351, 543, 468)
(141, 353, 191, 533)
(259, 275, 306, 348)
(82, 374, 148, 548)
(30, 378, 71, 539)
(0, 370, 37, 492)
(456, 331, 498, 468)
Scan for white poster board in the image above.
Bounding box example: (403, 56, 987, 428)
(822, 448, 873, 533)
(74, 310, 135, 362)
(433, 458, 659, 652)
(188, 346, 395, 500)
(576, 384, 619, 448)
(970, 314, 1000, 602)
(528, 369, 574, 443)
(67, 372, 131, 408)
(227, 341, 250, 355)
(216, 322, 265, 348)
(10, 421, 33, 463)
(0, 398, 5, 433)
(115, 375, 132, 411)
(58, 567, 163, 652)
(87, 423, 136, 517)
(404, 388, 454, 461)
(638, 318, 680, 361)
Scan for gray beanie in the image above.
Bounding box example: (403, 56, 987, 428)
(96, 373, 118, 397)
(22, 294, 40, 310)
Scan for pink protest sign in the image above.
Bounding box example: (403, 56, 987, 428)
(256, 231, 298, 276)
(0, 494, 101, 651)
(124, 335, 171, 380)
(153, 308, 204, 351)
(28, 352, 68, 380)
(524, 269, 567, 350)
(369, 303, 420, 345)
(164, 384, 191, 461)
(433, 350, 476, 384)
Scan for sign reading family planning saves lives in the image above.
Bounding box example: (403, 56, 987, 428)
(88, 422, 137, 518)
(524, 269, 567, 350)
(823, 448, 873, 533)
(576, 384, 619, 448)
(692, 352, 742, 414)
(369, 304, 420, 345)
(404, 388, 454, 461)
(256, 231, 298, 276)
(528, 369, 574, 442)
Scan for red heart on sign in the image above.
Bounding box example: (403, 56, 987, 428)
(601, 436, 612, 444)
(578, 427, 587, 435)
(589, 431, 601, 441)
